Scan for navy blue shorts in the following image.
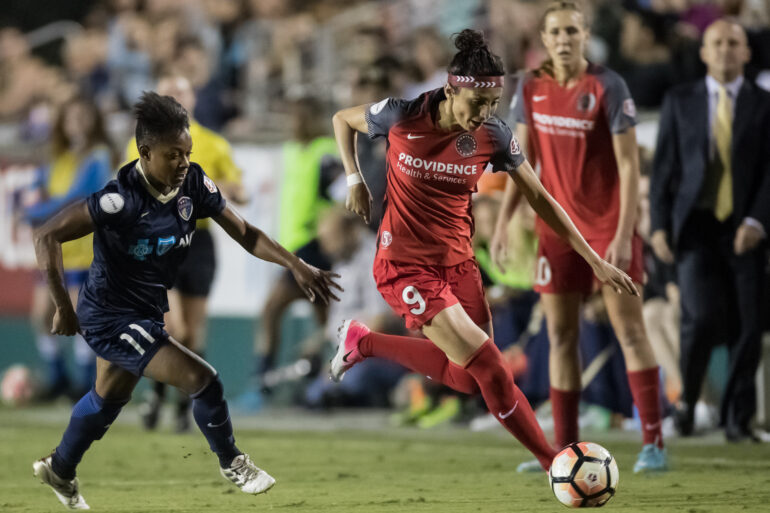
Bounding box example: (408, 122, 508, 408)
(81, 318, 170, 376)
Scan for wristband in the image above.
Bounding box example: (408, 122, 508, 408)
(346, 173, 363, 187)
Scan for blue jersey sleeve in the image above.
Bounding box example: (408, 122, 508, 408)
(86, 180, 136, 229)
(364, 97, 411, 139)
(599, 69, 638, 134)
(488, 119, 526, 173)
(191, 165, 226, 219)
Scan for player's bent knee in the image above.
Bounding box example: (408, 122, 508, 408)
(191, 373, 224, 401)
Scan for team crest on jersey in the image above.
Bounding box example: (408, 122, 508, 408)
(177, 196, 193, 221)
(156, 236, 176, 256)
(203, 176, 218, 193)
(510, 136, 520, 155)
(455, 133, 477, 157)
(577, 92, 597, 113)
(381, 230, 392, 248)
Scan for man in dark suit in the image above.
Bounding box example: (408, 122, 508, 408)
(650, 19, 770, 442)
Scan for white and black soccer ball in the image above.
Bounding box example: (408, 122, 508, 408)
(549, 442, 619, 508)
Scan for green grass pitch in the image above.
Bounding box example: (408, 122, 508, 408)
(2, 406, 770, 512)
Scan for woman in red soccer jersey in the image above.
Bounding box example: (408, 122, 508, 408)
(491, 1, 667, 473)
(330, 28, 637, 472)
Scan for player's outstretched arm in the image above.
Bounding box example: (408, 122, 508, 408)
(490, 177, 524, 272)
(491, 122, 529, 271)
(213, 203, 343, 304)
(332, 104, 372, 224)
(509, 161, 638, 296)
(607, 127, 640, 271)
(33, 200, 95, 336)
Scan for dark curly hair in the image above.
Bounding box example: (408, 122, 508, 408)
(134, 91, 189, 147)
(447, 29, 505, 77)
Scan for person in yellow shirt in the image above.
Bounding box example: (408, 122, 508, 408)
(26, 96, 114, 400)
(125, 74, 246, 431)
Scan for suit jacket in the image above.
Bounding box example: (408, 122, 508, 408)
(651, 78, 770, 246)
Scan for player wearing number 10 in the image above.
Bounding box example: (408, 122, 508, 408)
(330, 29, 637, 474)
(30, 92, 341, 510)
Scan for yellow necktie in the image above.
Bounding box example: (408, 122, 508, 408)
(714, 84, 732, 221)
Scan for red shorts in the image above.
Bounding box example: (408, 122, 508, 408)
(533, 233, 644, 294)
(372, 257, 491, 330)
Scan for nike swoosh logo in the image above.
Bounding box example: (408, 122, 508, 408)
(207, 415, 230, 428)
(342, 350, 354, 363)
(498, 401, 519, 419)
(407, 134, 424, 139)
(533, 95, 548, 102)
(645, 421, 661, 430)
(140, 212, 150, 217)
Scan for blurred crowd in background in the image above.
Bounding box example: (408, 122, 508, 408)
(2, 0, 770, 145)
(2, 0, 770, 439)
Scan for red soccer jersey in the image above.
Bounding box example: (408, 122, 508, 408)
(511, 64, 637, 240)
(365, 89, 524, 266)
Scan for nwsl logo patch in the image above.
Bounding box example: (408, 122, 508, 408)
(455, 133, 477, 157)
(177, 196, 193, 221)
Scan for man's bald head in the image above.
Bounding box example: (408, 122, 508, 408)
(700, 19, 750, 83)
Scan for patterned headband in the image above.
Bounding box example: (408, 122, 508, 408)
(447, 74, 504, 88)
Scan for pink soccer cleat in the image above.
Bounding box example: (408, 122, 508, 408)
(329, 320, 370, 382)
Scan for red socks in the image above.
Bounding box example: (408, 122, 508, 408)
(465, 340, 557, 470)
(627, 367, 664, 448)
(359, 332, 479, 394)
(360, 332, 556, 469)
(550, 388, 581, 449)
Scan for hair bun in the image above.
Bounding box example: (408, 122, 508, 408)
(454, 29, 486, 53)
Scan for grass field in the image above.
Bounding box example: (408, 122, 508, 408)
(2, 405, 770, 513)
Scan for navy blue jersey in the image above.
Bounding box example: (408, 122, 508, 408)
(77, 160, 225, 325)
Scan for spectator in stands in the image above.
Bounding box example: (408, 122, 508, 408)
(62, 29, 112, 108)
(174, 37, 234, 131)
(24, 95, 115, 401)
(651, 19, 770, 442)
(402, 27, 449, 99)
(0, 27, 73, 123)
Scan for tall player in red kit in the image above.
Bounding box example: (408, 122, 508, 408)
(492, 1, 667, 473)
(330, 29, 637, 473)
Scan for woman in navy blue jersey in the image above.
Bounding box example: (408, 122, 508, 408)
(31, 92, 341, 509)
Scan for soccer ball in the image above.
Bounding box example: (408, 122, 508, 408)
(549, 442, 619, 508)
(1, 364, 34, 407)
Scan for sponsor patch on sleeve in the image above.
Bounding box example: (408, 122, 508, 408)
(203, 176, 218, 193)
(99, 193, 124, 214)
(623, 98, 636, 118)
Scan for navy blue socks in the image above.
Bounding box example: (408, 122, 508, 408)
(52, 389, 127, 479)
(191, 375, 240, 467)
